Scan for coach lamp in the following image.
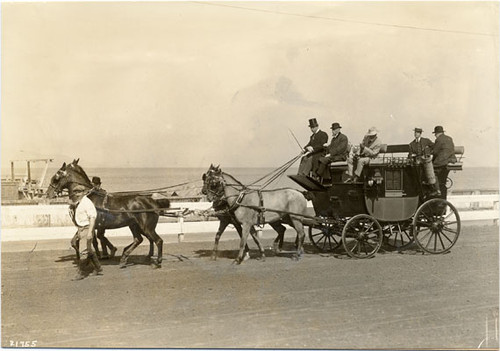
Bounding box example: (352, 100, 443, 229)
(370, 169, 383, 186)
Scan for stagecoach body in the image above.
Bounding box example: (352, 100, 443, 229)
(289, 143, 464, 258)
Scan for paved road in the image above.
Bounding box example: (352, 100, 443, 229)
(1, 226, 499, 349)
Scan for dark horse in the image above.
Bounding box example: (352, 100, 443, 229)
(46, 160, 171, 268)
(202, 165, 308, 264)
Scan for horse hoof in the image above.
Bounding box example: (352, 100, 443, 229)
(151, 263, 161, 269)
(243, 252, 250, 261)
(119, 261, 129, 268)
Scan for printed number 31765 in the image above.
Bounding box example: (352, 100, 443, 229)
(10, 341, 37, 347)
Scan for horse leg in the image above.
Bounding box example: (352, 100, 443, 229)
(290, 216, 306, 261)
(92, 230, 101, 259)
(213, 217, 230, 260)
(234, 223, 252, 265)
(249, 226, 265, 261)
(232, 219, 252, 261)
(145, 229, 163, 268)
(97, 229, 117, 259)
(71, 231, 80, 262)
(270, 222, 286, 253)
(120, 225, 144, 268)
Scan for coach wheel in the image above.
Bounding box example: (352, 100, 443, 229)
(383, 222, 414, 250)
(412, 199, 460, 254)
(308, 223, 341, 252)
(342, 214, 383, 259)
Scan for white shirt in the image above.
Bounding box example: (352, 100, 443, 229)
(73, 195, 97, 227)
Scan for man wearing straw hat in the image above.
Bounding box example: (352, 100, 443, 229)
(298, 118, 328, 177)
(345, 126, 382, 183)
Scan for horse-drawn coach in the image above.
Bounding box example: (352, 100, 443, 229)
(289, 143, 464, 258)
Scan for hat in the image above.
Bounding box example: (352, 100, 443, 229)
(413, 128, 423, 133)
(91, 176, 101, 185)
(432, 126, 445, 134)
(365, 127, 378, 136)
(330, 122, 342, 130)
(308, 118, 319, 128)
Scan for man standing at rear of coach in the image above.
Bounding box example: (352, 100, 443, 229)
(298, 118, 329, 177)
(69, 188, 103, 280)
(432, 125, 456, 198)
(408, 128, 434, 159)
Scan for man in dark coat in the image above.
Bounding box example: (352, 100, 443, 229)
(432, 125, 457, 198)
(298, 118, 329, 176)
(408, 128, 434, 159)
(317, 122, 349, 180)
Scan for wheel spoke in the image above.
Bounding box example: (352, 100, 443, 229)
(439, 230, 455, 244)
(436, 232, 446, 250)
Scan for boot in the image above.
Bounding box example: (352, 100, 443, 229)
(72, 259, 88, 281)
(89, 253, 103, 276)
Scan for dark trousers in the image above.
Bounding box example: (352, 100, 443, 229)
(434, 166, 450, 198)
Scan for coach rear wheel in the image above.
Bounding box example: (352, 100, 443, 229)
(383, 222, 414, 250)
(412, 199, 460, 254)
(342, 214, 383, 259)
(308, 223, 341, 252)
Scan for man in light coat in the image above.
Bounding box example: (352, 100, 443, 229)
(346, 127, 382, 183)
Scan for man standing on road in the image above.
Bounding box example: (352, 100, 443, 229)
(298, 118, 328, 177)
(69, 188, 102, 280)
(432, 125, 456, 198)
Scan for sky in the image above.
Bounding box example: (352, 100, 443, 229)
(1, 1, 499, 169)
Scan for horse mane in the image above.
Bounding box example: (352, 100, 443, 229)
(221, 172, 246, 188)
(67, 163, 93, 188)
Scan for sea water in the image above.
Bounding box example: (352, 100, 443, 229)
(15, 166, 497, 195)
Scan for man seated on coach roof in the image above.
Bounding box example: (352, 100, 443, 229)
(431, 125, 456, 198)
(345, 127, 382, 183)
(297, 118, 329, 177)
(316, 122, 349, 181)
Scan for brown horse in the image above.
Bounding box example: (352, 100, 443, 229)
(46, 160, 170, 268)
(202, 165, 308, 264)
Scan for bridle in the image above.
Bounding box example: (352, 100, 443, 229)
(49, 167, 92, 196)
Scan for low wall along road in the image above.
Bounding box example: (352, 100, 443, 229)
(1, 193, 498, 242)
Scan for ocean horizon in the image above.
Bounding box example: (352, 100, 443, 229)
(2, 166, 498, 196)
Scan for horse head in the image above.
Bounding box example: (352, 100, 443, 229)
(45, 159, 92, 199)
(201, 164, 225, 201)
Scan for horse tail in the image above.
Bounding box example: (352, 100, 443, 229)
(153, 198, 171, 210)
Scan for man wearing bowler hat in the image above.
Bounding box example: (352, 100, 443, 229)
(432, 126, 456, 198)
(317, 122, 349, 180)
(298, 118, 328, 177)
